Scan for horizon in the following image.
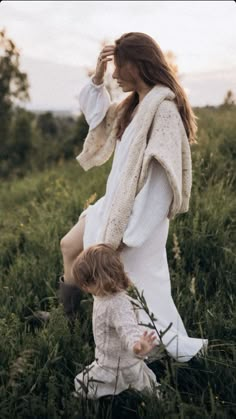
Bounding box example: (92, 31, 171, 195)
(1, 1, 236, 111)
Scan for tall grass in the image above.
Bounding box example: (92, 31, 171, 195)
(0, 106, 235, 418)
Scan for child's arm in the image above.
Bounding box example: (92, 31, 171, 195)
(110, 295, 158, 357)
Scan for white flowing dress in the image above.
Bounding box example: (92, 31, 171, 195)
(78, 77, 208, 363)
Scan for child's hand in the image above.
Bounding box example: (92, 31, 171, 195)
(133, 330, 157, 356)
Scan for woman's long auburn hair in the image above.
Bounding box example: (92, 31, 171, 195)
(72, 244, 132, 296)
(114, 32, 198, 144)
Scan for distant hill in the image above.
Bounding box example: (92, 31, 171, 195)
(21, 55, 87, 114)
(32, 109, 76, 118)
(180, 68, 236, 107)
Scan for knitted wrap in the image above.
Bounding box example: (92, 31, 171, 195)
(76, 85, 192, 249)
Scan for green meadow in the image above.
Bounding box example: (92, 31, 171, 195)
(0, 105, 235, 418)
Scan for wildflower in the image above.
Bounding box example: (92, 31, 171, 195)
(172, 233, 181, 262)
(190, 276, 196, 296)
(83, 193, 97, 210)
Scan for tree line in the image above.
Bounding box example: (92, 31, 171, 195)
(0, 29, 88, 179)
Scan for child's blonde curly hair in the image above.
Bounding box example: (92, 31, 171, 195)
(72, 243, 132, 296)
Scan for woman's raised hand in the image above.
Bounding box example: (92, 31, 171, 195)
(92, 45, 115, 85)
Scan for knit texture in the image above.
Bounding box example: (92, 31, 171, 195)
(92, 292, 144, 369)
(76, 85, 192, 249)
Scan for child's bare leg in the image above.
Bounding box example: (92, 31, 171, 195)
(60, 216, 86, 284)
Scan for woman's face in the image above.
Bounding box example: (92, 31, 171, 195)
(112, 61, 138, 92)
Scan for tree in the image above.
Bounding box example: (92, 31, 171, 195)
(223, 90, 235, 106)
(165, 50, 179, 77)
(37, 112, 58, 137)
(0, 29, 30, 156)
(71, 113, 89, 151)
(10, 110, 32, 165)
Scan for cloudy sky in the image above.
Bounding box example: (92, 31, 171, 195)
(1, 1, 236, 112)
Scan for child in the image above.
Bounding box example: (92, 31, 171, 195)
(72, 243, 160, 399)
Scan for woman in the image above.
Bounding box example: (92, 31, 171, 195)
(60, 32, 208, 362)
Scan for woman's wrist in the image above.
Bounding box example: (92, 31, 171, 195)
(92, 75, 104, 86)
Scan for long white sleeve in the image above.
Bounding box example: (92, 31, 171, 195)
(79, 77, 111, 131)
(110, 293, 143, 355)
(123, 160, 173, 248)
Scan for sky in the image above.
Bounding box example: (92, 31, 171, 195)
(0, 1, 236, 112)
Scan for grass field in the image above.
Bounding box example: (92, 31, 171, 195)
(0, 105, 235, 418)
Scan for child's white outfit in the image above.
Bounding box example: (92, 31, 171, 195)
(77, 78, 208, 363)
(74, 291, 159, 399)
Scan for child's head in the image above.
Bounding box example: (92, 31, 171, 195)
(72, 243, 132, 296)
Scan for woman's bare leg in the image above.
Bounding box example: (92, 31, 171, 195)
(60, 216, 86, 284)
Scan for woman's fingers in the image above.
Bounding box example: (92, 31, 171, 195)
(101, 45, 115, 52)
(101, 46, 115, 53)
(99, 46, 115, 60)
(99, 53, 114, 62)
(100, 57, 113, 64)
(97, 47, 114, 67)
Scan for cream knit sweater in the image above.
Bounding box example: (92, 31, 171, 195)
(77, 85, 192, 249)
(93, 291, 144, 369)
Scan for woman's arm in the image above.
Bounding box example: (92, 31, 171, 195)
(79, 44, 115, 131)
(76, 45, 119, 171)
(122, 160, 173, 248)
(79, 77, 111, 131)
